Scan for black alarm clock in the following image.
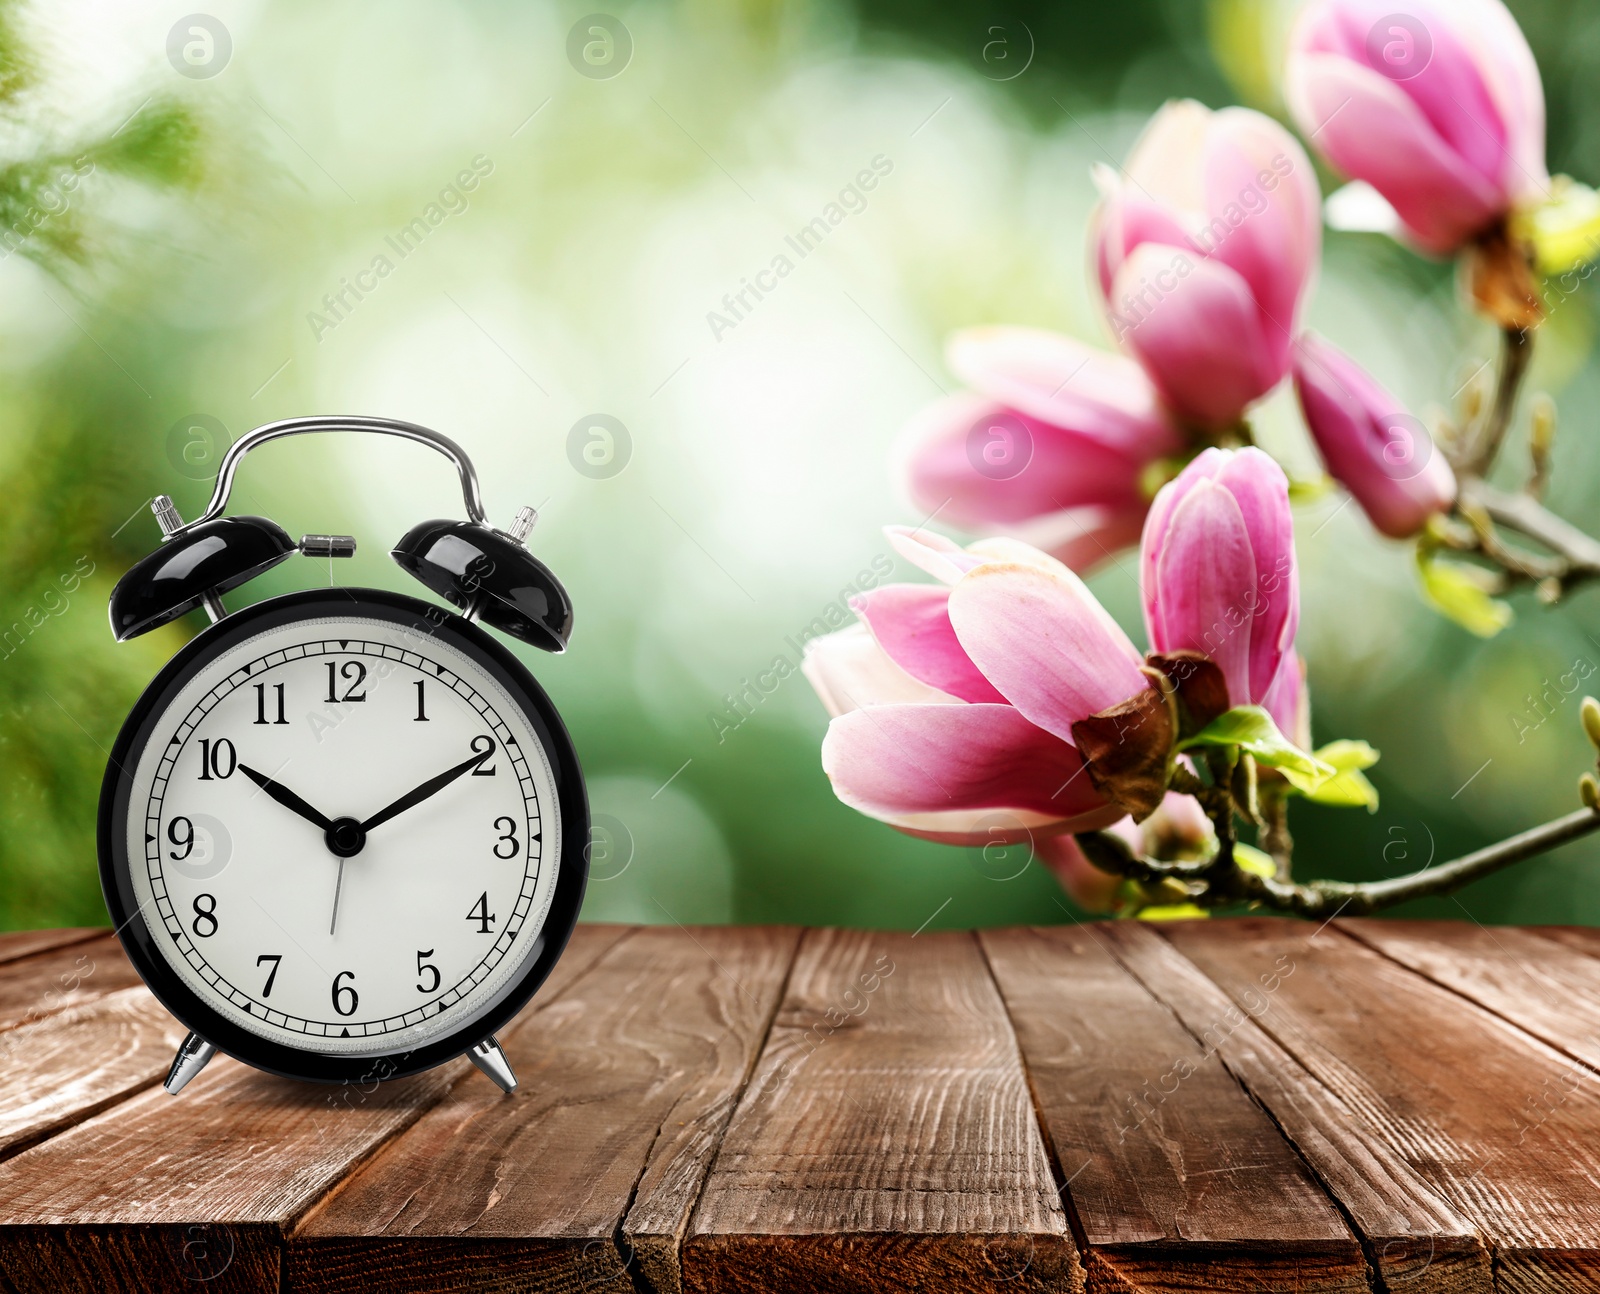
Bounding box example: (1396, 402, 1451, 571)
(98, 416, 588, 1095)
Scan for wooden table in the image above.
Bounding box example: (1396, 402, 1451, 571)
(0, 918, 1597, 1292)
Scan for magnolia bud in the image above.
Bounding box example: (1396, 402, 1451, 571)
(1529, 394, 1556, 460)
(1581, 772, 1599, 811)
(1582, 696, 1600, 750)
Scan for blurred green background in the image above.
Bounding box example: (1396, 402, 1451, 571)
(4, 0, 1600, 933)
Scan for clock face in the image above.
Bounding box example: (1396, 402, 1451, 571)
(100, 590, 587, 1081)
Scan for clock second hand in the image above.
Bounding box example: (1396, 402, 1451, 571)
(329, 858, 346, 937)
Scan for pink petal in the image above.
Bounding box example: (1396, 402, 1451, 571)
(945, 326, 1182, 460)
(820, 703, 1114, 833)
(996, 504, 1150, 575)
(896, 394, 1154, 530)
(1293, 333, 1457, 538)
(1210, 448, 1299, 700)
(1109, 246, 1282, 426)
(1262, 654, 1310, 750)
(1035, 834, 1124, 913)
(1139, 446, 1233, 644)
(1148, 476, 1257, 708)
(1122, 100, 1212, 211)
(850, 585, 1007, 705)
(1091, 186, 1202, 303)
(1202, 109, 1322, 344)
(1286, 52, 1504, 252)
(1454, 0, 1548, 201)
(947, 562, 1148, 743)
(883, 521, 987, 586)
(801, 624, 957, 718)
(1303, 0, 1510, 190)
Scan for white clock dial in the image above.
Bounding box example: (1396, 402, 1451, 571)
(122, 614, 562, 1055)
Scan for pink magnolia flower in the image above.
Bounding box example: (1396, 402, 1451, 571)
(897, 327, 1185, 572)
(1286, 0, 1547, 255)
(1141, 447, 1303, 736)
(1091, 100, 1322, 428)
(1293, 333, 1457, 538)
(801, 526, 1151, 845)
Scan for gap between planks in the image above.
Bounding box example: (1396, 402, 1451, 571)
(0, 922, 634, 1294)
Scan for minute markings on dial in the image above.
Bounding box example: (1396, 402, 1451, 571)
(141, 637, 545, 1038)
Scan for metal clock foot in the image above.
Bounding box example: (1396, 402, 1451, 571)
(164, 1032, 218, 1095)
(467, 1036, 518, 1093)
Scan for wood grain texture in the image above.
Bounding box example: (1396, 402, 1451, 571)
(1161, 917, 1600, 1294)
(0, 936, 143, 1034)
(1340, 918, 1600, 1074)
(1101, 923, 1492, 1294)
(0, 987, 188, 1162)
(684, 928, 1080, 1294)
(981, 924, 1369, 1294)
(1525, 923, 1600, 962)
(0, 930, 106, 967)
(288, 925, 800, 1294)
(0, 922, 628, 1294)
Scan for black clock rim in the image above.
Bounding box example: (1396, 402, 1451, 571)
(97, 587, 590, 1086)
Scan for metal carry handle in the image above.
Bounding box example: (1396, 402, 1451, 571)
(180, 416, 487, 533)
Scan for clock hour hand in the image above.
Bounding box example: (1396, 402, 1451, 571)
(238, 764, 335, 832)
(360, 750, 488, 834)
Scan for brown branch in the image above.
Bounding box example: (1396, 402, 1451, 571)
(1079, 803, 1600, 921)
(1436, 323, 1600, 600)
(1456, 326, 1532, 477)
(1259, 791, 1293, 882)
(1226, 806, 1600, 918)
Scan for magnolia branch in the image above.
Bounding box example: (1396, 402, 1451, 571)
(1078, 805, 1600, 919)
(1440, 325, 1600, 597)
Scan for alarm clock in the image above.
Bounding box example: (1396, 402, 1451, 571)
(97, 416, 588, 1096)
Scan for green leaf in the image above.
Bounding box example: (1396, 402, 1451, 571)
(1234, 842, 1277, 880)
(83, 99, 201, 187)
(1416, 550, 1512, 638)
(1287, 475, 1334, 505)
(1135, 903, 1209, 921)
(1288, 739, 1381, 811)
(1179, 705, 1334, 785)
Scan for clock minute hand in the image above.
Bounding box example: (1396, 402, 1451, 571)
(238, 764, 335, 832)
(360, 751, 488, 834)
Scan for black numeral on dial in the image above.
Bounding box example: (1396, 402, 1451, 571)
(167, 816, 194, 861)
(493, 816, 519, 859)
(191, 893, 218, 938)
(416, 949, 440, 994)
(331, 970, 359, 1016)
(467, 892, 496, 933)
(325, 661, 368, 703)
(253, 682, 288, 725)
(413, 681, 428, 722)
(470, 734, 496, 775)
(256, 954, 282, 997)
(197, 738, 236, 781)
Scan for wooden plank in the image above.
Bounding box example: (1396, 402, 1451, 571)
(684, 929, 1080, 1294)
(1526, 924, 1600, 962)
(0, 988, 188, 1162)
(1162, 917, 1600, 1294)
(981, 925, 1369, 1294)
(0, 923, 629, 1294)
(0, 930, 106, 968)
(287, 924, 800, 1294)
(0, 936, 143, 1034)
(1341, 918, 1600, 1074)
(1101, 923, 1491, 1294)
